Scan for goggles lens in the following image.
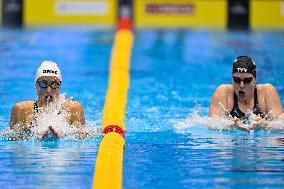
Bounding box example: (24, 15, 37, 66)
(38, 81, 61, 89)
(233, 77, 253, 84)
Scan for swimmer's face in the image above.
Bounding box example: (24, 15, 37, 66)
(36, 76, 61, 105)
(232, 72, 255, 100)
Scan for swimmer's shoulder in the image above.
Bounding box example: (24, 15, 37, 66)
(256, 83, 279, 97)
(214, 84, 233, 96)
(256, 83, 275, 91)
(211, 84, 233, 106)
(63, 99, 85, 126)
(12, 100, 34, 113)
(10, 101, 34, 128)
(64, 99, 84, 112)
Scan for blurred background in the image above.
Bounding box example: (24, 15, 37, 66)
(1, 0, 283, 30)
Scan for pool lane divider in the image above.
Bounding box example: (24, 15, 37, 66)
(93, 17, 133, 189)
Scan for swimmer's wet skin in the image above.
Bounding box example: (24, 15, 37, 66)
(209, 56, 283, 131)
(9, 61, 90, 140)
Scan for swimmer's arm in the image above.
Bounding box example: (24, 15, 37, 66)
(65, 101, 85, 127)
(209, 85, 229, 117)
(265, 84, 283, 118)
(10, 103, 27, 130)
(74, 131, 93, 140)
(249, 84, 282, 130)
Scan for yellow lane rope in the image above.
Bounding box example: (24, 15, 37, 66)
(93, 28, 133, 189)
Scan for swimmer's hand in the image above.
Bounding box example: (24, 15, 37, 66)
(40, 126, 61, 141)
(75, 131, 91, 140)
(233, 118, 250, 131)
(74, 125, 99, 140)
(251, 117, 268, 130)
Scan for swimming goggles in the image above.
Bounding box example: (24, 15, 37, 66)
(233, 77, 253, 84)
(37, 80, 61, 89)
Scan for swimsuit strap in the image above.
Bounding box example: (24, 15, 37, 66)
(252, 88, 265, 118)
(253, 88, 259, 109)
(230, 92, 246, 119)
(31, 101, 38, 125)
(34, 100, 39, 114)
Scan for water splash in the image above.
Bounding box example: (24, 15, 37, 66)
(1, 94, 100, 141)
(265, 114, 284, 131)
(173, 105, 232, 133)
(173, 104, 284, 133)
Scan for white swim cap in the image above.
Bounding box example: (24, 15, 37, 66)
(35, 61, 62, 82)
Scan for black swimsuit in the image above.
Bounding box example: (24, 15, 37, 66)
(230, 88, 265, 123)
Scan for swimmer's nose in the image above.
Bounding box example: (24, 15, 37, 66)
(46, 86, 52, 93)
(240, 81, 245, 88)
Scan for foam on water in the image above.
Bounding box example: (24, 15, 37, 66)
(0, 94, 100, 141)
(173, 105, 284, 133)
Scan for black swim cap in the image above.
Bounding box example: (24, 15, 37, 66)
(232, 56, 256, 78)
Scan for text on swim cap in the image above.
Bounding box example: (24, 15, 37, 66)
(237, 68, 247, 72)
(43, 70, 58, 74)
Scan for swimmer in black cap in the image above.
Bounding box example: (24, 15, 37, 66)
(209, 56, 283, 131)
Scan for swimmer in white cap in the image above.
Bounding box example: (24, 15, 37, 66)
(9, 61, 86, 140)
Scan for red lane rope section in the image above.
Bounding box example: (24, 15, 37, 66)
(102, 125, 126, 138)
(117, 16, 132, 30)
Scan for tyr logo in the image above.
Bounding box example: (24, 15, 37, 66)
(237, 68, 247, 72)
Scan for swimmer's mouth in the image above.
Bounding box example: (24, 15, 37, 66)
(239, 90, 245, 96)
(45, 95, 53, 102)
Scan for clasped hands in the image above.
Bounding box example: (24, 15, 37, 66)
(233, 116, 267, 131)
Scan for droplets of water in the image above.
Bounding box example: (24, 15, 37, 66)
(173, 105, 233, 133)
(265, 114, 284, 131)
(1, 94, 100, 141)
(173, 104, 284, 133)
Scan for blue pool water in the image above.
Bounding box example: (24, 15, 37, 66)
(1, 28, 284, 188)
